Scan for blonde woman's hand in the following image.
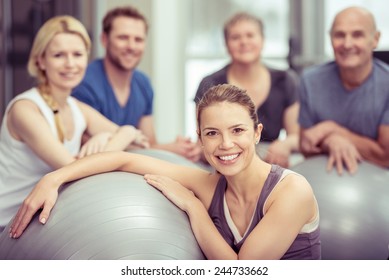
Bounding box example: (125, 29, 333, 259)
(133, 129, 150, 148)
(78, 132, 112, 158)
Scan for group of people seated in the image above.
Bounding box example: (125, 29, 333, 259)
(0, 4, 388, 260)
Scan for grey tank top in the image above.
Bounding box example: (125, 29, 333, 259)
(208, 164, 321, 260)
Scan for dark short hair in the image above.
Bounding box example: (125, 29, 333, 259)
(102, 6, 149, 34)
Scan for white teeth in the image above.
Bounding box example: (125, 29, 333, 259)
(219, 154, 238, 161)
(62, 73, 76, 78)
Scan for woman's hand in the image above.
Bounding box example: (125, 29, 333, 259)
(78, 132, 112, 158)
(144, 174, 197, 212)
(145, 174, 239, 260)
(132, 128, 150, 148)
(9, 174, 60, 239)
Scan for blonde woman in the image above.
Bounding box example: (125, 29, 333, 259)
(0, 15, 148, 232)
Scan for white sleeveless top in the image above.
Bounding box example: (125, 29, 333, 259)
(0, 88, 86, 231)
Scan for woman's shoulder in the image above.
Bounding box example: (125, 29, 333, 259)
(280, 168, 310, 184)
(8, 88, 43, 111)
(201, 65, 229, 84)
(278, 169, 314, 199)
(6, 90, 51, 137)
(13, 87, 40, 100)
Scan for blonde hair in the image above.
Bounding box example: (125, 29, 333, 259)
(27, 15, 91, 142)
(223, 12, 264, 43)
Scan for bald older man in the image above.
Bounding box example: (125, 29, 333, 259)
(298, 6, 389, 174)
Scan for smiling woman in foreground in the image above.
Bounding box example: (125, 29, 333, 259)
(9, 84, 321, 260)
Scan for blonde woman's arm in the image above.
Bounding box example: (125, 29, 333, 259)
(77, 101, 149, 157)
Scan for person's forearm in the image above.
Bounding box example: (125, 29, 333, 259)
(150, 142, 177, 153)
(186, 199, 237, 260)
(105, 126, 138, 151)
(316, 121, 389, 167)
(300, 121, 341, 156)
(47, 151, 130, 188)
(8, 151, 135, 239)
(307, 121, 341, 144)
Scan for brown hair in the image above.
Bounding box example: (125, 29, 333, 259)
(27, 15, 91, 142)
(102, 6, 149, 35)
(196, 84, 259, 136)
(223, 12, 264, 43)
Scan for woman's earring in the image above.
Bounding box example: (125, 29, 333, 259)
(255, 139, 259, 145)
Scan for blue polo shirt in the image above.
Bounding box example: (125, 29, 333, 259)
(72, 59, 153, 127)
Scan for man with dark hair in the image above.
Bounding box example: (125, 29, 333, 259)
(72, 6, 200, 161)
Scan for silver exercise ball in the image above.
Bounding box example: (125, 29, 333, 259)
(0, 150, 206, 260)
(291, 155, 389, 260)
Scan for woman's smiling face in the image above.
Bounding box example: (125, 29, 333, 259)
(38, 33, 88, 93)
(199, 101, 260, 176)
(226, 19, 264, 65)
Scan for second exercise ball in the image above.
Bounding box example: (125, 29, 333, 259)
(291, 155, 389, 260)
